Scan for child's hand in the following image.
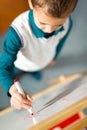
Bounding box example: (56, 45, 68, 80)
(9, 84, 32, 110)
(47, 61, 56, 67)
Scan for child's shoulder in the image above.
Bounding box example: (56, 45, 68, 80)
(10, 10, 32, 38)
(12, 10, 29, 22)
(11, 10, 30, 30)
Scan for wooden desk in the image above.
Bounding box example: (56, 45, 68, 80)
(0, 72, 87, 130)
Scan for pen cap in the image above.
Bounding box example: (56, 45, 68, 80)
(14, 79, 18, 83)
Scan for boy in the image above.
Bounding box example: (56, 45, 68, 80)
(0, 0, 78, 110)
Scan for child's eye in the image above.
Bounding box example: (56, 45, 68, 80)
(54, 24, 62, 27)
(40, 22, 46, 25)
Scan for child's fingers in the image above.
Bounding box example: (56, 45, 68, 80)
(11, 96, 32, 110)
(10, 98, 22, 110)
(10, 94, 22, 109)
(13, 87, 32, 102)
(21, 97, 32, 109)
(23, 103, 32, 109)
(27, 94, 32, 101)
(13, 90, 31, 104)
(10, 91, 32, 110)
(24, 91, 32, 101)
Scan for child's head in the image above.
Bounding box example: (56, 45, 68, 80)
(30, 0, 78, 17)
(29, 0, 78, 33)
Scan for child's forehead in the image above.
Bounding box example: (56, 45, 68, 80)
(33, 7, 67, 25)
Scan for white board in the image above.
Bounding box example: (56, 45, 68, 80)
(0, 76, 87, 130)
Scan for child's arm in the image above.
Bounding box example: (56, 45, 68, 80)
(0, 27, 22, 96)
(0, 27, 32, 109)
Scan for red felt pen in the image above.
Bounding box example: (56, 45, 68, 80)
(14, 79, 33, 115)
(14, 79, 37, 124)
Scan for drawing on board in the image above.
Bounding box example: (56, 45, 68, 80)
(0, 76, 87, 130)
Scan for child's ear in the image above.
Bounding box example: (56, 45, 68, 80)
(28, 0, 33, 9)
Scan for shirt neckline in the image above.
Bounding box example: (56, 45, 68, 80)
(28, 10, 64, 38)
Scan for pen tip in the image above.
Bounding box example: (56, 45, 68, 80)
(31, 113, 34, 116)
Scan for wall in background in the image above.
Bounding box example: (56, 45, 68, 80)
(0, 0, 29, 33)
